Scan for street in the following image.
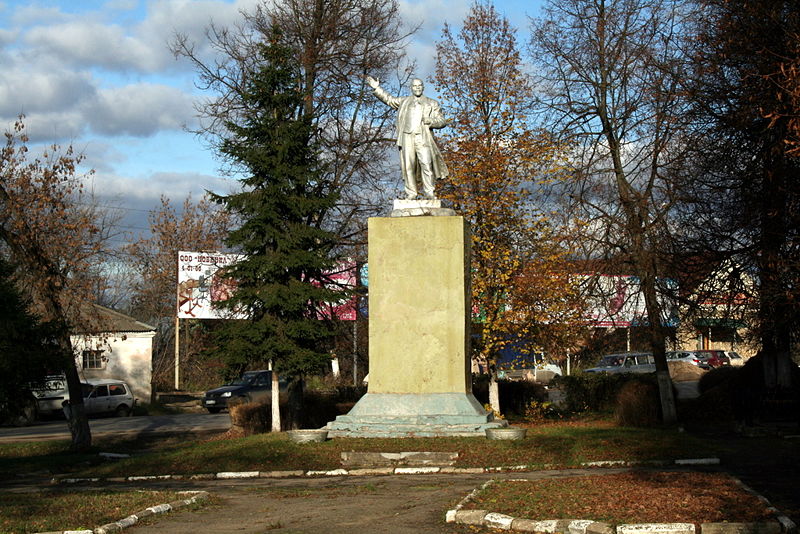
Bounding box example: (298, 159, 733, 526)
(0, 412, 231, 442)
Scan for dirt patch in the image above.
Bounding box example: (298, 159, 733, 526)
(669, 361, 707, 382)
(120, 475, 484, 533)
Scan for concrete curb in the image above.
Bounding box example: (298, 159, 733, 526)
(445, 477, 796, 534)
(34, 491, 209, 534)
(51, 458, 722, 485)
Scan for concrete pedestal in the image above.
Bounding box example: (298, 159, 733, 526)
(327, 216, 504, 437)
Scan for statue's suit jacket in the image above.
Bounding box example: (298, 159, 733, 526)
(373, 86, 449, 181)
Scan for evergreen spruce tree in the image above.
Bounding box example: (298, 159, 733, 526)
(209, 29, 339, 420)
(0, 257, 60, 423)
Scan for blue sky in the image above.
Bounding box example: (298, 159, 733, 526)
(0, 0, 542, 240)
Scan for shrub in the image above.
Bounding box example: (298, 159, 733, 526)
(333, 384, 367, 402)
(524, 400, 561, 424)
(698, 366, 740, 395)
(471, 375, 548, 416)
(227, 385, 366, 435)
(552, 373, 627, 413)
(300, 390, 357, 428)
(228, 399, 270, 435)
(551, 372, 664, 414)
(615, 379, 661, 426)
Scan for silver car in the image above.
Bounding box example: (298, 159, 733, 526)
(584, 352, 656, 374)
(666, 351, 703, 366)
(80, 379, 136, 417)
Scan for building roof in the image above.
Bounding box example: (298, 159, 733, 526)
(74, 304, 156, 335)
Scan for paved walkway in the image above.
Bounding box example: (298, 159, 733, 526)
(93, 469, 633, 534)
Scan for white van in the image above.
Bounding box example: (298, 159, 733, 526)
(30, 375, 68, 416)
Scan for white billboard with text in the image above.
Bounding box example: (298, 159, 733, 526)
(177, 251, 244, 319)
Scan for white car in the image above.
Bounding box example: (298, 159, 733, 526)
(33, 377, 136, 417)
(80, 379, 136, 417)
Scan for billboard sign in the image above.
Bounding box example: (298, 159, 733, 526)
(317, 262, 358, 321)
(177, 252, 359, 321)
(177, 251, 245, 319)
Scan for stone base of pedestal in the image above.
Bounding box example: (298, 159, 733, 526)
(326, 393, 507, 437)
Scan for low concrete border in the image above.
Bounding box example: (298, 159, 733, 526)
(51, 458, 722, 485)
(33, 491, 209, 534)
(444, 477, 796, 534)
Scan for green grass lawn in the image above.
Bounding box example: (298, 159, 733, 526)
(0, 417, 719, 479)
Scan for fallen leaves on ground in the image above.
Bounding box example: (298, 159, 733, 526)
(463, 471, 775, 525)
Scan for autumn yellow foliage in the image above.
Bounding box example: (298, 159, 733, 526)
(434, 3, 584, 410)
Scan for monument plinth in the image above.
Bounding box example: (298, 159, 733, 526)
(327, 214, 505, 437)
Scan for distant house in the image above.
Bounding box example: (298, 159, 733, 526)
(71, 305, 155, 403)
(574, 257, 756, 358)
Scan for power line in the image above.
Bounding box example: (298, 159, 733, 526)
(75, 202, 155, 214)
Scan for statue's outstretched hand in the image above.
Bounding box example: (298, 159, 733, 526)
(365, 75, 380, 89)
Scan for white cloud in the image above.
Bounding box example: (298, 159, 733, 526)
(78, 140, 130, 174)
(398, 0, 471, 79)
(5, 110, 86, 142)
(25, 21, 164, 72)
(14, 0, 260, 75)
(86, 83, 195, 136)
(81, 171, 221, 239)
(10, 5, 70, 27)
(0, 27, 17, 45)
(139, 0, 262, 73)
(92, 170, 230, 206)
(0, 67, 96, 116)
(0, 0, 265, 145)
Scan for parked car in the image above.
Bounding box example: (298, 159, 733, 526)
(583, 352, 655, 374)
(702, 350, 744, 368)
(498, 363, 563, 383)
(724, 351, 745, 366)
(202, 370, 287, 413)
(666, 351, 703, 366)
(28, 376, 135, 418)
(78, 379, 136, 417)
(693, 350, 728, 369)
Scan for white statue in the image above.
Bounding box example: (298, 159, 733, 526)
(366, 76, 449, 200)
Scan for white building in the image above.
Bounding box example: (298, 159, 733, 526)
(72, 305, 155, 403)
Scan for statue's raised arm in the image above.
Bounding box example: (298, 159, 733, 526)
(366, 75, 449, 200)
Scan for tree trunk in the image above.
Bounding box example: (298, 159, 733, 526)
(271, 370, 281, 432)
(488, 367, 501, 415)
(61, 342, 91, 452)
(287, 376, 304, 429)
(758, 139, 794, 390)
(641, 271, 677, 425)
(609, 135, 677, 425)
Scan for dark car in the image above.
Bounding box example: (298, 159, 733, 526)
(694, 350, 727, 369)
(202, 370, 287, 413)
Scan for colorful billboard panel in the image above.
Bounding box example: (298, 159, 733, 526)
(177, 251, 245, 319)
